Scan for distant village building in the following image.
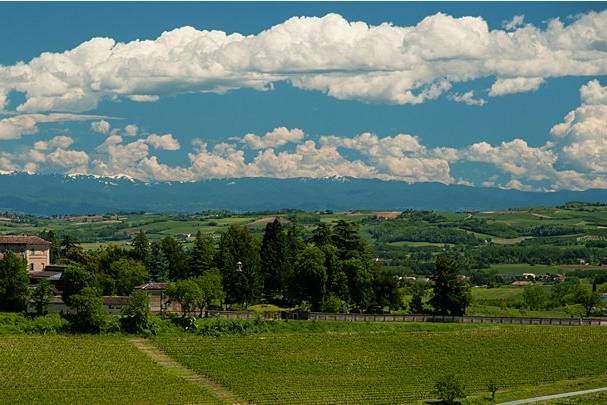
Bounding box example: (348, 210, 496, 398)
(0, 236, 50, 272)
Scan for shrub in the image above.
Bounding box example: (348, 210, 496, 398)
(434, 374, 466, 404)
(120, 290, 150, 334)
(68, 287, 107, 333)
(321, 294, 349, 313)
(0, 313, 68, 335)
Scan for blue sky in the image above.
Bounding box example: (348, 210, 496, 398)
(1, 2, 606, 191)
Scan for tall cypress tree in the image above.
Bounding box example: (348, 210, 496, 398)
(331, 220, 366, 260)
(147, 242, 169, 282)
(430, 255, 471, 316)
(217, 224, 262, 306)
(261, 219, 291, 298)
(160, 236, 187, 280)
(189, 231, 216, 277)
(131, 230, 150, 263)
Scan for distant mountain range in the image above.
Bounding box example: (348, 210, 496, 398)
(2, 173, 607, 215)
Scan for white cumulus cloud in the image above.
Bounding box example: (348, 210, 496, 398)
(146, 133, 181, 151)
(0, 11, 606, 111)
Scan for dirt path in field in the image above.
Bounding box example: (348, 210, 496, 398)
(498, 386, 607, 404)
(129, 338, 247, 405)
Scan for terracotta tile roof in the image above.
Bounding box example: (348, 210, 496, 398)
(0, 235, 51, 246)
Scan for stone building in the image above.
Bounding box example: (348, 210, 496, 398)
(0, 235, 51, 272)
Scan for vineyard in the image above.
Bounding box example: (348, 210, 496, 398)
(0, 335, 219, 404)
(155, 325, 607, 404)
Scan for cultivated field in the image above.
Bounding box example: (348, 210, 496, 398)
(0, 335, 219, 404)
(154, 324, 607, 404)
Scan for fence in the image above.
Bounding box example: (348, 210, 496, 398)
(165, 310, 607, 326)
(307, 312, 607, 326)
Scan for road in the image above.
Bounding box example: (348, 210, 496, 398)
(499, 387, 607, 404)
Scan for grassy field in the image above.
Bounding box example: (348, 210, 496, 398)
(488, 263, 564, 275)
(0, 335, 219, 404)
(154, 324, 607, 404)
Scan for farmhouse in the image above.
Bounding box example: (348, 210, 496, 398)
(0, 235, 51, 272)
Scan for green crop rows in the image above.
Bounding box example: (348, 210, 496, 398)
(156, 325, 607, 404)
(0, 335, 219, 404)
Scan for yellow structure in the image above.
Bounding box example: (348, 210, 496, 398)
(0, 236, 51, 272)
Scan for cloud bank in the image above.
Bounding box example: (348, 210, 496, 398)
(1, 11, 607, 111)
(1, 80, 605, 191)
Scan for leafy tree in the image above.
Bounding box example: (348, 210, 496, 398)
(189, 231, 216, 277)
(160, 236, 188, 280)
(310, 223, 333, 247)
(322, 244, 349, 301)
(409, 283, 427, 314)
(372, 264, 402, 311)
(332, 220, 366, 260)
(217, 224, 262, 306)
(430, 255, 471, 316)
(487, 380, 499, 402)
(131, 230, 150, 263)
(575, 287, 603, 316)
(61, 265, 97, 306)
(261, 219, 291, 297)
(68, 287, 107, 333)
(108, 258, 148, 296)
(166, 279, 203, 317)
(523, 285, 546, 310)
(32, 279, 54, 316)
(60, 235, 87, 264)
(0, 251, 30, 312)
(321, 293, 349, 313)
(293, 245, 327, 310)
(343, 258, 373, 311)
(39, 229, 60, 263)
(194, 270, 225, 315)
(120, 290, 150, 333)
(147, 241, 169, 282)
(434, 374, 466, 404)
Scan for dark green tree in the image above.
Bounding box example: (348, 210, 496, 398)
(310, 223, 333, 247)
(217, 224, 262, 306)
(331, 220, 366, 260)
(261, 219, 291, 297)
(32, 279, 54, 316)
(108, 258, 148, 296)
(147, 241, 169, 282)
(189, 231, 216, 277)
(60, 235, 87, 263)
(343, 258, 373, 311)
(61, 265, 97, 306)
(321, 244, 349, 300)
(0, 251, 30, 312)
(434, 374, 466, 404)
(131, 230, 150, 263)
(430, 255, 471, 316)
(409, 283, 427, 314)
(160, 236, 188, 280)
(292, 245, 327, 310)
(39, 229, 60, 263)
(372, 264, 402, 311)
